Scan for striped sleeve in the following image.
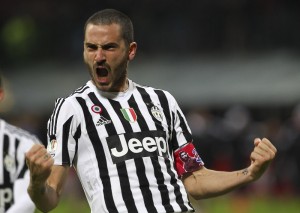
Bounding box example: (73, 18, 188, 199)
(165, 91, 193, 149)
(47, 98, 80, 166)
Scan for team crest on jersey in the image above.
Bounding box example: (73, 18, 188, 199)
(151, 105, 164, 122)
(91, 105, 111, 126)
(47, 139, 58, 157)
(4, 154, 15, 173)
(120, 108, 137, 123)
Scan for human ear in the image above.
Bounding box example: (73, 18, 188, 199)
(128, 42, 137, 61)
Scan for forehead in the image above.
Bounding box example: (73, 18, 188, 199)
(84, 23, 123, 43)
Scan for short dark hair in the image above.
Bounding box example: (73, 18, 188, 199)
(84, 9, 134, 45)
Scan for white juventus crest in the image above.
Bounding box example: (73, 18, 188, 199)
(4, 154, 15, 173)
(151, 105, 164, 122)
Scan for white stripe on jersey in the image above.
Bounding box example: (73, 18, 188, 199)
(47, 79, 194, 213)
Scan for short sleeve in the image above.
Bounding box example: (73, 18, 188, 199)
(47, 98, 80, 166)
(166, 92, 193, 149)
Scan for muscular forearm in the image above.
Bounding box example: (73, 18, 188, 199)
(183, 167, 254, 200)
(27, 182, 59, 213)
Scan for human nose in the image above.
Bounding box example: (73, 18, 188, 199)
(94, 48, 105, 62)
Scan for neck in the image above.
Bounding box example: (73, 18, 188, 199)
(121, 79, 129, 92)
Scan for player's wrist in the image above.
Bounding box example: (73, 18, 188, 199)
(27, 180, 47, 198)
(238, 167, 256, 183)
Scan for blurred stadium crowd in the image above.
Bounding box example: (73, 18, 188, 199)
(1, 0, 300, 66)
(187, 105, 300, 196)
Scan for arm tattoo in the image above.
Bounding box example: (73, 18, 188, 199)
(242, 168, 249, 175)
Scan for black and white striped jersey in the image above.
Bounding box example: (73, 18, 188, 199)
(47, 79, 195, 213)
(0, 119, 39, 213)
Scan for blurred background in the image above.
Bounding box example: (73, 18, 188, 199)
(1, 0, 300, 212)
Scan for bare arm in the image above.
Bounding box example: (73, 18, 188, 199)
(25, 144, 70, 212)
(183, 138, 277, 199)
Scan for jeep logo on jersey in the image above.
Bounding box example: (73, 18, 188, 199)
(107, 131, 168, 164)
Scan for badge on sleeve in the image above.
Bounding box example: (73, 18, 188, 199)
(47, 138, 58, 157)
(174, 143, 204, 178)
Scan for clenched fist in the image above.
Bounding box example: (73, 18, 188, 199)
(25, 144, 54, 186)
(248, 138, 277, 181)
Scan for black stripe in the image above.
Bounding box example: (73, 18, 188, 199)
(154, 90, 174, 155)
(77, 95, 118, 212)
(135, 159, 158, 213)
(127, 95, 149, 130)
(116, 161, 138, 213)
(171, 111, 179, 151)
(2, 134, 14, 211)
(72, 85, 89, 95)
(108, 99, 142, 213)
(151, 157, 174, 212)
(3, 135, 10, 183)
(15, 138, 20, 171)
(48, 99, 57, 136)
(109, 99, 133, 131)
(72, 124, 81, 165)
(62, 116, 73, 165)
(166, 158, 189, 212)
(136, 87, 164, 131)
(53, 98, 65, 136)
(18, 161, 28, 179)
(49, 98, 65, 136)
(177, 110, 193, 143)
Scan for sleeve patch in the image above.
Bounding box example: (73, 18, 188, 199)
(47, 137, 58, 158)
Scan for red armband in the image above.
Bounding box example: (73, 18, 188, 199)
(174, 143, 204, 178)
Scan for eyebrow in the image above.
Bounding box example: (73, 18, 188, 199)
(84, 42, 118, 47)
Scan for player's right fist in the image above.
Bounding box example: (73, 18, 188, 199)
(25, 144, 54, 184)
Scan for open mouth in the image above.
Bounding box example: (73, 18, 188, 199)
(96, 67, 108, 77)
(95, 67, 109, 84)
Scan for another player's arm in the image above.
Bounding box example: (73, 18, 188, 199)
(183, 138, 276, 199)
(26, 144, 70, 212)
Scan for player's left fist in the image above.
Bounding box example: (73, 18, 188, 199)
(249, 138, 277, 180)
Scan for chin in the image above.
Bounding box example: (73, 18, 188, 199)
(96, 83, 111, 92)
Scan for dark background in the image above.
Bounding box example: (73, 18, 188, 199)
(1, 0, 300, 66)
